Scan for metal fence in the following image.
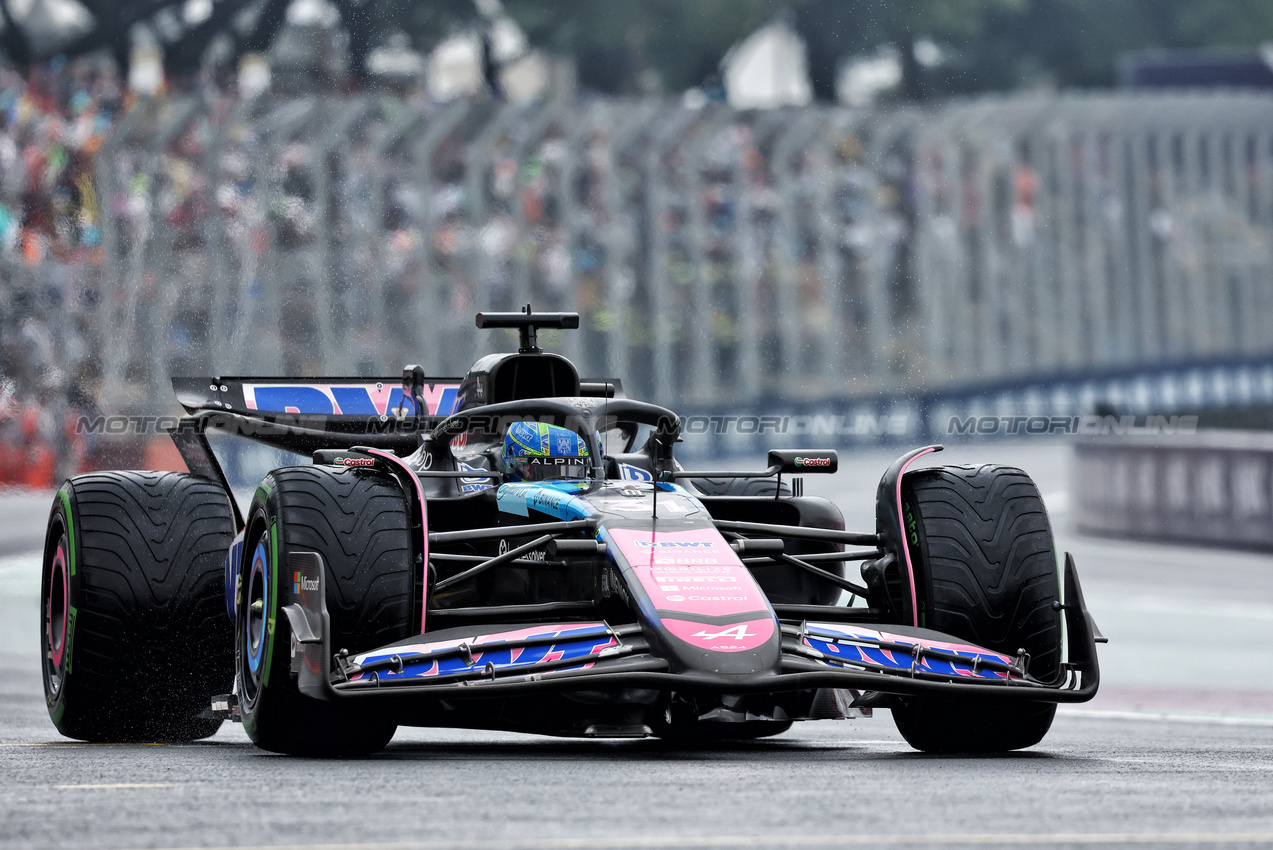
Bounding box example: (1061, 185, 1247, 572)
(1073, 430, 1273, 550)
(14, 90, 1273, 414)
(915, 93, 1273, 387)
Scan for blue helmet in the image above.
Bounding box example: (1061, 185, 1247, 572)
(502, 421, 591, 482)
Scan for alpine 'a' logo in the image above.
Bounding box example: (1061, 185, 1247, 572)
(689, 624, 754, 641)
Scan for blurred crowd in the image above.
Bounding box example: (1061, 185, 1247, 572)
(0, 58, 120, 265)
(5, 57, 1268, 489)
(0, 54, 903, 487)
(51, 73, 905, 397)
(0, 58, 122, 487)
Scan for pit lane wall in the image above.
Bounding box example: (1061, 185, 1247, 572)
(1072, 431, 1273, 550)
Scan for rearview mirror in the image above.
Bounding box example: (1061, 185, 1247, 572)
(646, 431, 676, 479)
(766, 449, 838, 474)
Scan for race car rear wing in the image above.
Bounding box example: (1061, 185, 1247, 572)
(173, 373, 624, 425)
(167, 372, 626, 530)
(172, 375, 465, 420)
(169, 373, 628, 468)
(169, 375, 466, 530)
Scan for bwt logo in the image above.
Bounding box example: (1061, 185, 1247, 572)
(244, 383, 459, 417)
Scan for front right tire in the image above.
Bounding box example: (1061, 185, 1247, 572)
(237, 465, 413, 756)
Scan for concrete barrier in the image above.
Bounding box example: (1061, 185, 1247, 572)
(1072, 431, 1273, 550)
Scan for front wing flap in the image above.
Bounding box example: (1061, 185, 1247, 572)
(286, 551, 1100, 706)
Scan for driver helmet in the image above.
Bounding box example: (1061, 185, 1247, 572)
(503, 421, 591, 482)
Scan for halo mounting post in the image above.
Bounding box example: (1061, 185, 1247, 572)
(475, 304, 580, 354)
(396, 364, 426, 422)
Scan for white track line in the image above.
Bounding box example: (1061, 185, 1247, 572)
(1060, 708, 1273, 727)
(132, 834, 1273, 850)
(55, 783, 176, 789)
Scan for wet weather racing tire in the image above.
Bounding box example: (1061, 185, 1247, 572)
(891, 464, 1062, 753)
(41, 472, 235, 742)
(238, 465, 413, 757)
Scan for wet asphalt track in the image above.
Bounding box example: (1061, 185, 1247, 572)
(2, 441, 1273, 850)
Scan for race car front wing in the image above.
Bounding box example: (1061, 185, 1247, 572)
(275, 551, 1102, 708)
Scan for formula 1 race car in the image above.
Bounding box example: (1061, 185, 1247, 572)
(40, 308, 1103, 755)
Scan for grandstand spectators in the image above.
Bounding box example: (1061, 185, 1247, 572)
(4, 54, 1269, 488)
(0, 58, 121, 488)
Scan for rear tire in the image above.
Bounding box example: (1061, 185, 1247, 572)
(41, 472, 235, 742)
(889, 464, 1061, 753)
(237, 466, 412, 756)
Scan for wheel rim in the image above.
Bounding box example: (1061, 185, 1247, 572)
(242, 535, 270, 703)
(44, 535, 70, 695)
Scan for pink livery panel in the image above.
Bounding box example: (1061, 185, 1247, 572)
(607, 526, 776, 653)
